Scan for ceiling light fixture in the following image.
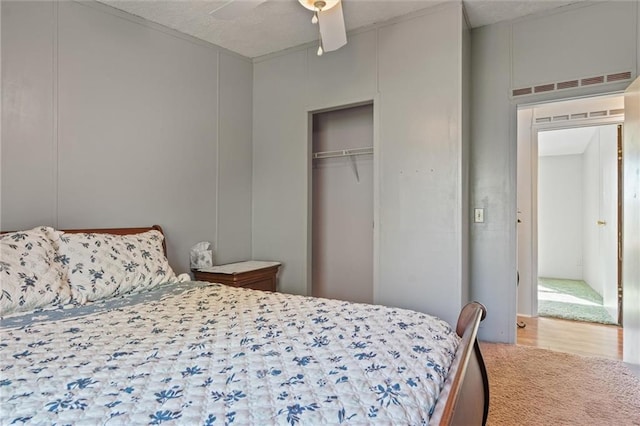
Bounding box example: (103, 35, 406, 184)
(298, 0, 340, 13)
(298, 0, 346, 56)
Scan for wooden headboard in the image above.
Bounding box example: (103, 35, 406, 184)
(1, 225, 167, 257)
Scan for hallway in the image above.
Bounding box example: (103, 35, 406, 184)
(517, 315, 621, 360)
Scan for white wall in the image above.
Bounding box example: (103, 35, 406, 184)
(471, 0, 637, 342)
(1, 1, 253, 272)
(582, 131, 601, 293)
(253, 3, 469, 326)
(538, 154, 583, 279)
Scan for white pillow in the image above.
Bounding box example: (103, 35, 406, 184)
(50, 229, 179, 304)
(0, 227, 71, 316)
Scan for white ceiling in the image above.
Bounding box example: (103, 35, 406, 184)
(98, 0, 586, 58)
(538, 127, 598, 157)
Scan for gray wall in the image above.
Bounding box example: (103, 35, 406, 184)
(253, 3, 469, 326)
(217, 53, 253, 265)
(1, 1, 253, 273)
(623, 76, 640, 364)
(471, 1, 638, 342)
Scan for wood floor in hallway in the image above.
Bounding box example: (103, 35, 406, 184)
(516, 315, 623, 361)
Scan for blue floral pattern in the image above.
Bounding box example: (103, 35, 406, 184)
(0, 281, 459, 424)
(49, 230, 180, 304)
(0, 227, 70, 316)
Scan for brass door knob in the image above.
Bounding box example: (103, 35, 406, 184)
(597, 220, 606, 225)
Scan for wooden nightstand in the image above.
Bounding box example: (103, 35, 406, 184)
(192, 261, 281, 292)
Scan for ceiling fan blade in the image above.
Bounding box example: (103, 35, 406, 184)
(209, 0, 268, 20)
(318, 1, 347, 52)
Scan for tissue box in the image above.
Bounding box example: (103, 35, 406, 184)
(190, 242, 213, 269)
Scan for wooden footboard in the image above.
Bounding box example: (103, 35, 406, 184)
(430, 302, 489, 425)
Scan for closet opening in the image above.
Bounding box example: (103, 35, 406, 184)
(311, 102, 374, 304)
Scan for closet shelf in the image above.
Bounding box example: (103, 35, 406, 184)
(312, 146, 373, 160)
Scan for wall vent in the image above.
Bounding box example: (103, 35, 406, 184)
(534, 107, 624, 125)
(581, 75, 605, 86)
(590, 110, 608, 118)
(557, 80, 579, 90)
(511, 70, 632, 98)
(512, 87, 532, 96)
(534, 83, 555, 93)
(607, 71, 631, 82)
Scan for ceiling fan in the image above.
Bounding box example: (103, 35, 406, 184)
(209, 0, 347, 56)
(297, 0, 347, 56)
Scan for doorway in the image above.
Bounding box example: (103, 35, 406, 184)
(517, 94, 624, 340)
(536, 124, 621, 325)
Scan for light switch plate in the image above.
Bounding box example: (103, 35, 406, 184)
(474, 208, 484, 223)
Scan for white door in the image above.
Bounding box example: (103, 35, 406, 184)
(598, 125, 619, 322)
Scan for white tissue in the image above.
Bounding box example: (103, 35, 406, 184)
(177, 273, 191, 282)
(191, 241, 210, 252)
(190, 242, 213, 269)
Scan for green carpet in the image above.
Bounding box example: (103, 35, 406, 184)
(538, 277, 618, 325)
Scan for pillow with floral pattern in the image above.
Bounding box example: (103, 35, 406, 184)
(50, 229, 180, 304)
(0, 226, 71, 316)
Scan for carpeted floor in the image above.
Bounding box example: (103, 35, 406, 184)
(481, 342, 640, 425)
(538, 277, 617, 325)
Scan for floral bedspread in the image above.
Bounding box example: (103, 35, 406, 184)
(0, 281, 459, 425)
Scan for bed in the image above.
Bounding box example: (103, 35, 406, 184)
(0, 225, 488, 425)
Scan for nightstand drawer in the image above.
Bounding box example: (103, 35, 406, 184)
(239, 277, 276, 292)
(193, 261, 280, 292)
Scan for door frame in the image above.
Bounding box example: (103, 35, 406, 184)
(517, 96, 624, 319)
(305, 94, 380, 301)
(309, 102, 376, 302)
(616, 124, 624, 325)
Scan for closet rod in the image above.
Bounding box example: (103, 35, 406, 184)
(312, 146, 373, 160)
